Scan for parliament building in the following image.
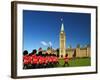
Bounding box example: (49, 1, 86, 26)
(43, 19, 91, 58)
(59, 19, 90, 58)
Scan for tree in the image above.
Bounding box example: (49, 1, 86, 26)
(81, 44, 90, 48)
(87, 44, 90, 47)
(77, 44, 80, 48)
(47, 47, 50, 50)
(73, 50, 76, 58)
(38, 51, 42, 56)
(69, 45, 72, 48)
(56, 48, 59, 57)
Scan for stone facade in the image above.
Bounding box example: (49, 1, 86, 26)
(42, 47, 91, 58)
(66, 47, 91, 58)
(59, 20, 90, 58)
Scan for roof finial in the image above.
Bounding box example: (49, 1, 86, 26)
(61, 18, 63, 21)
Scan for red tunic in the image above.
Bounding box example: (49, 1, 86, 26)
(24, 59, 29, 64)
(44, 57, 48, 64)
(53, 57, 57, 62)
(49, 56, 53, 63)
(23, 55, 29, 64)
(32, 54, 36, 58)
(64, 57, 69, 62)
(23, 55, 29, 60)
(32, 56, 38, 64)
(38, 56, 44, 64)
(55, 57, 58, 62)
(28, 56, 33, 64)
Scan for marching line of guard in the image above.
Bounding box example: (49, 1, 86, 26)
(23, 49, 69, 69)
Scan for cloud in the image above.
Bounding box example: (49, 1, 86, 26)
(41, 41, 48, 46)
(41, 41, 52, 47)
(48, 41, 52, 46)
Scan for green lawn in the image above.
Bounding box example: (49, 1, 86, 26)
(57, 57, 91, 67)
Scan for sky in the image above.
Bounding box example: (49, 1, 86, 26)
(23, 10, 91, 53)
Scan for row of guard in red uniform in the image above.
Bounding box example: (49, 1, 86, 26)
(23, 49, 69, 69)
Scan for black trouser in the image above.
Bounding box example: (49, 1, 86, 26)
(63, 62, 69, 67)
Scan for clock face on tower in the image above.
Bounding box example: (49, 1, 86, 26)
(60, 34, 64, 38)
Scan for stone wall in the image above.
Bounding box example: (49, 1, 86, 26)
(66, 47, 90, 58)
(66, 49, 75, 58)
(42, 47, 90, 58)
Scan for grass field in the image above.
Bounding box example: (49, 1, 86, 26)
(24, 57, 91, 69)
(57, 57, 91, 67)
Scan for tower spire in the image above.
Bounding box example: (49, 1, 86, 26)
(61, 18, 64, 31)
(61, 23, 64, 31)
(59, 18, 66, 58)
